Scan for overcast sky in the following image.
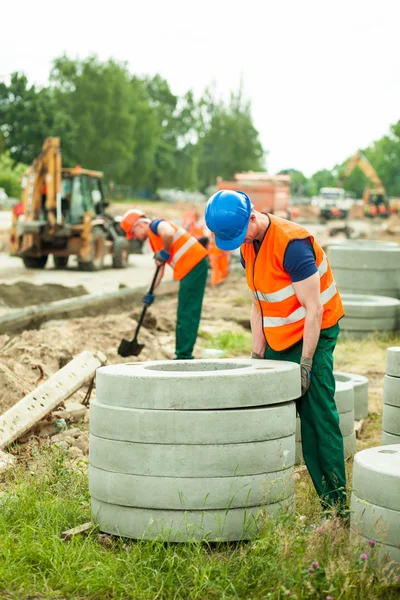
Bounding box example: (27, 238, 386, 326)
(1, 0, 399, 176)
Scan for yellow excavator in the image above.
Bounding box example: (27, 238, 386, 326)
(10, 137, 130, 270)
(340, 151, 388, 218)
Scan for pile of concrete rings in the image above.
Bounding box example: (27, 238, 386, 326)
(327, 240, 400, 299)
(326, 240, 400, 337)
(334, 371, 369, 420)
(339, 294, 400, 337)
(351, 445, 400, 581)
(382, 347, 400, 445)
(89, 358, 301, 542)
(295, 379, 356, 465)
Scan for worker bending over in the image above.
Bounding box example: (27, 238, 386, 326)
(120, 209, 209, 360)
(205, 190, 347, 515)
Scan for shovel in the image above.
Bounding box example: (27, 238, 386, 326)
(117, 265, 161, 357)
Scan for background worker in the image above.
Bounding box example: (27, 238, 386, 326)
(208, 233, 231, 286)
(182, 209, 230, 285)
(120, 209, 209, 360)
(205, 190, 347, 515)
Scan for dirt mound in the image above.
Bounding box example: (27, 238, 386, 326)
(0, 304, 177, 414)
(0, 282, 88, 309)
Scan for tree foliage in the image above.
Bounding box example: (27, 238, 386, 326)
(0, 57, 264, 195)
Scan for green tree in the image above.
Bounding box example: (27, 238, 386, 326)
(308, 169, 337, 196)
(0, 73, 62, 165)
(279, 169, 308, 196)
(0, 151, 27, 197)
(50, 56, 137, 181)
(197, 88, 264, 189)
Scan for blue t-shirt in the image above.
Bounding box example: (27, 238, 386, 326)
(240, 237, 318, 282)
(149, 219, 164, 235)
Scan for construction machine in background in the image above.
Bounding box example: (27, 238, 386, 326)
(10, 138, 131, 270)
(339, 151, 389, 218)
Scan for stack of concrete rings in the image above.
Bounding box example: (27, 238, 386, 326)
(334, 371, 369, 420)
(295, 380, 355, 465)
(89, 358, 301, 541)
(382, 347, 400, 445)
(339, 293, 400, 337)
(351, 445, 400, 581)
(327, 240, 400, 299)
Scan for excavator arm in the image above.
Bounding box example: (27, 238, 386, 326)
(341, 151, 385, 194)
(22, 137, 62, 225)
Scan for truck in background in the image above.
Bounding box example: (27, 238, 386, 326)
(216, 172, 291, 218)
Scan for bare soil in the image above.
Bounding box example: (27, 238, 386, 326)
(0, 271, 249, 413)
(0, 282, 87, 309)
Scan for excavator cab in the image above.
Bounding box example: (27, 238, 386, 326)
(10, 138, 131, 270)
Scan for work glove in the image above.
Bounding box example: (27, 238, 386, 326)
(143, 293, 154, 306)
(154, 249, 170, 264)
(300, 357, 313, 396)
(251, 351, 264, 359)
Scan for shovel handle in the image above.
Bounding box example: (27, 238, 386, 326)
(132, 265, 162, 339)
(148, 264, 162, 294)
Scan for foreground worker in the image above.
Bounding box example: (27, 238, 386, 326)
(205, 190, 347, 515)
(120, 209, 209, 360)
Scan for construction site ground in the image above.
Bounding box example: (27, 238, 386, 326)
(1, 208, 400, 598)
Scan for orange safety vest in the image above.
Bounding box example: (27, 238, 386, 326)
(241, 214, 344, 351)
(148, 219, 208, 281)
(208, 233, 230, 286)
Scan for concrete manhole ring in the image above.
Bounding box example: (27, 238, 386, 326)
(96, 358, 301, 410)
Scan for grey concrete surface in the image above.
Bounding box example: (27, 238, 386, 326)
(89, 434, 295, 477)
(95, 359, 301, 410)
(334, 372, 369, 420)
(383, 375, 400, 408)
(0, 251, 171, 296)
(387, 347, 400, 378)
(382, 431, 400, 445)
(351, 493, 400, 547)
(91, 496, 295, 541)
(382, 404, 400, 436)
(89, 466, 294, 510)
(89, 400, 296, 444)
(352, 445, 400, 511)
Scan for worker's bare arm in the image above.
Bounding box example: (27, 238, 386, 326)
(250, 295, 266, 358)
(292, 272, 323, 360)
(157, 221, 175, 252)
(153, 264, 165, 290)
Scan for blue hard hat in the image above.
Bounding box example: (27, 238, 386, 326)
(205, 190, 253, 250)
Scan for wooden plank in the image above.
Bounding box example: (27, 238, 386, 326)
(0, 281, 179, 335)
(61, 521, 93, 540)
(355, 419, 365, 439)
(0, 350, 107, 450)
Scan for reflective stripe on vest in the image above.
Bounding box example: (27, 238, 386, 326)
(171, 236, 197, 267)
(253, 253, 328, 303)
(148, 221, 208, 281)
(262, 279, 338, 328)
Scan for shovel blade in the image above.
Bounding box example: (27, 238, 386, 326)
(118, 338, 145, 357)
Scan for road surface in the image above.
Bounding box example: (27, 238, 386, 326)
(0, 251, 172, 294)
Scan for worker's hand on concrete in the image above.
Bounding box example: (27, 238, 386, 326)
(154, 249, 170, 265)
(143, 293, 154, 306)
(300, 357, 313, 396)
(251, 351, 264, 359)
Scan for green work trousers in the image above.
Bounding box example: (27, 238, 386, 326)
(175, 257, 209, 360)
(264, 323, 347, 513)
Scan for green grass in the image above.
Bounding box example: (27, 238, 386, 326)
(0, 447, 398, 599)
(198, 330, 252, 356)
(1, 332, 399, 599)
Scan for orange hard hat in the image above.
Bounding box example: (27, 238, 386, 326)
(120, 209, 146, 239)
